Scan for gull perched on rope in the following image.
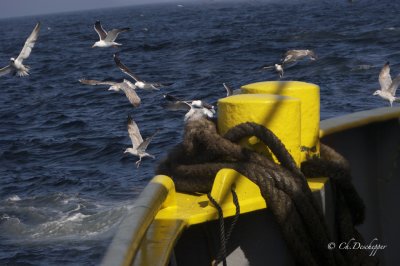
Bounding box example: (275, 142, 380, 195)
(373, 62, 400, 107)
(92, 21, 130, 48)
(125, 115, 158, 167)
(0, 22, 41, 77)
(113, 53, 173, 90)
(163, 94, 215, 122)
(79, 79, 141, 107)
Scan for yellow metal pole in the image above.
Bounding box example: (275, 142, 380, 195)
(241, 81, 320, 162)
(218, 93, 302, 166)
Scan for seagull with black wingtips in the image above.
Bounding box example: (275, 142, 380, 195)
(79, 79, 141, 107)
(163, 94, 215, 122)
(92, 21, 130, 48)
(113, 53, 174, 90)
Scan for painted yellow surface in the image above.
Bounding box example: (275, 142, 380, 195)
(241, 81, 320, 162)
(134, 172, 328, 265)
(218, 94, 302, 166)
(129, 82, 326, 266)
(151, 175, 176, 208)
(154, 170, 328, 226)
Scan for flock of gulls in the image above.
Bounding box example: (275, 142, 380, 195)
(1, 21, 400, 167)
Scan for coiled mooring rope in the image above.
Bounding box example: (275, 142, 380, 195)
(156, 118, 378, 266)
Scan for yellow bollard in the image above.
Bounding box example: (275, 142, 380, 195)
(241, 81, 320, 161)
(218, 93, 302, 166)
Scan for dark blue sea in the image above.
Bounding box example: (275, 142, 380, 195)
(1, 0, 400, 264)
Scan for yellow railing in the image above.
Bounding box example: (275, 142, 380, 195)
(101, 176, 175, 266)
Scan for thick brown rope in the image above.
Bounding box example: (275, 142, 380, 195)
(156, 118, 376, 265)
(301, 144, 378, 265)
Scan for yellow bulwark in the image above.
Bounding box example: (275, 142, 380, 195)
(101, 81, 328, 266)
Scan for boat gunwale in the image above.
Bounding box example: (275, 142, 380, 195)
(319, 107, 400, 138)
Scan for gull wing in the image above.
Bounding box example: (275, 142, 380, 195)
(137, 130, 158, 153)
(164, 93, 186, 102)
(79, 79, 116, 86)
(282, 49, 310, 64)
(223, 82, 233, 96)
(282, 54, 294, 64)
(388, 75, 400, 96)
(113, 53, 141, 82)
(202, 102, 215, 111)
(379, 62, 392, 92)
(94, 21, 107, 40)
(307, 50, 317, 60)
(120, 82, 141, 107)
(163, 94, 191, 110)
(147, 82, 173, 90)
(261, 65, 274, 70)
(0, 65, 12, 77)
(127, 115, 143, 149)
(104, 28, 130, 42)
(16, 22, 41, 63)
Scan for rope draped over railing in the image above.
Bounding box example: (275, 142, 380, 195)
(156, 118, 377, 266)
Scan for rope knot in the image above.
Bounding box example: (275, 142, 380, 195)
(157, 118, 376, 265)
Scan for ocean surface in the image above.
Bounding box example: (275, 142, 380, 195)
(1, 0, 400, 264)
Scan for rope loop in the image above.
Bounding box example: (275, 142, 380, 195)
(157, 118, 377, 265)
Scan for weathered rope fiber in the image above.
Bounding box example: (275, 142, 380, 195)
(301, 144, 378, 265)
(156, 118, 377, 265)
(210, 188, 240, 266)
(207, 192, 227, 266)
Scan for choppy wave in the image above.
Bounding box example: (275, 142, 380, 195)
(0, 193, 132, 242)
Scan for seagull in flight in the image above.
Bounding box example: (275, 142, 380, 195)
(113, 53, 173, 90)
(163, 94, 215, 122)
(260, 63, 284, 78)
(373, 62, 400, 107)
(223, 83, 241, 96)
(92, 21, 130, 48)
(281, 49, 317, 64)
(260, 49, 316, 79)
(0, 22, 41, 77)
(125, 115, 158, 167)
(79, 79, 141, 107)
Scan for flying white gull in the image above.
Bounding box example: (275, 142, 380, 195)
(373, 62, 400, 107)
(92, 21, 130, 48)
(261, 64, 284, 78)
(113, 53, 173, 90)
(281, 49, 317, 64)
(79, 79, 141, 107)
(163, 94, 215, 122)
(223, 83, 241, 96)
(0, 22, 41, 77)
(260, 49, 316, 79)
(125, 115, 158, 167)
